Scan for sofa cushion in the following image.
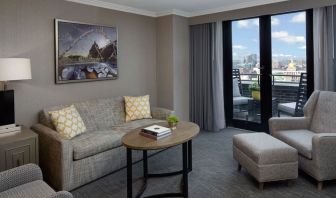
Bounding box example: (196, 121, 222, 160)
(0, 180, 55, 198)
(40, 97, 125, 131)
(71, 129, 126, 160)
(310, 91, 336, 134)
(273, 129, 314, 159)
(112, 119, 164, 133)
(72, 119, 163, 160)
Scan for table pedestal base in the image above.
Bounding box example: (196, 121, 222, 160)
(127, 140, 192, 198)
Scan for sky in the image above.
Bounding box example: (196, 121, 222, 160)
(58, 22, 117, 57)
(232, 11, 307, 60)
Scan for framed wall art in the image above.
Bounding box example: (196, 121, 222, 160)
(55, 19, 118, 84)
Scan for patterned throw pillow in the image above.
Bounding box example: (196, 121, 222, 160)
(49, 105, 87, 139)
(124, 95, 152, 122)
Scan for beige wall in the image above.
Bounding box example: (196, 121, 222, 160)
(156, 15, 190, 121)
(0, 0, 157, 126)
(172, 15, 189, 121)
(156, 16, 174, 109)
(190, 0, 336, 25)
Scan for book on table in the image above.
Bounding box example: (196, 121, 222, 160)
(140, 125, 172, 139)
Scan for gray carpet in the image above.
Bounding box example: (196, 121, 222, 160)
(72, 128, 336, 198)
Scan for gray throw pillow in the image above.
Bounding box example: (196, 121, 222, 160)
(232, 79, 241, 97)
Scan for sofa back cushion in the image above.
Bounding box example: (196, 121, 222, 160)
(310, 91, 336, 133)
(40, 97, 125, 131)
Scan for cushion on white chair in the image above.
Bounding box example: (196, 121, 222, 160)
(232, 79, 241, 97)
(278, 102, 296, 115)
(233, 96, 249, 105)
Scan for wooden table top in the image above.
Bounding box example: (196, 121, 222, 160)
(122, 121, 200, 150)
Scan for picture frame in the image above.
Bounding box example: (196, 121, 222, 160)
(55, 19, 118, 84)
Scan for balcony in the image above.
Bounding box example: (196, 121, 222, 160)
(233, 73, 304, 121)
(241, 73, 301, 103)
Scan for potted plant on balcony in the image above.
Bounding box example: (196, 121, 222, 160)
(167, 115, 179, 130)
(249, 82, 260, 101)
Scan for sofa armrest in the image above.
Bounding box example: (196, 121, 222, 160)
(151, 107, 174, 120)
(312, 133, 336, 168)
(0, 164, 42, 192)
(269, 117, 309, 135)
(31, 124, 74, 191)
(46, 191, 73, 198)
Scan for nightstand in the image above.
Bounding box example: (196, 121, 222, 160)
(0, 127, 39, 171)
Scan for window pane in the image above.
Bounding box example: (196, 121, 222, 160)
(232, 18, 261, 123)
(271, 12, 308, 117)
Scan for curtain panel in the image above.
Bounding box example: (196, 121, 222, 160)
(313, 6, 336, 91)
(190, 22, 225, 131)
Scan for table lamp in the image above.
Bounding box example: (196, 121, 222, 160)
(0, 58, 32, 129)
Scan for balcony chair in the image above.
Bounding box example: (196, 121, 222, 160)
(0, 164, 73, 198)
(232, 69, 250, 116)
(278, 73, 307, 117)
(269, 90, 336, 190)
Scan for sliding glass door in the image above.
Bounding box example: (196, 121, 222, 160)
(231, 18, 262, 123)
(224, 10, 314, 132)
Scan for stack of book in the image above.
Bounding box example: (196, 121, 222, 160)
(0, 124, 22, 137)
(140, 125, 171, 140)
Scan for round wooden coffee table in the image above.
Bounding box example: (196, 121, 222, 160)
(122, 121, 199, 198)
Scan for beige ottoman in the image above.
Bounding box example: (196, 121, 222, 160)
(233, 133, 298, 190)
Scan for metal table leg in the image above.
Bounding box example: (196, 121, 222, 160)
(127, 148, 132, 198)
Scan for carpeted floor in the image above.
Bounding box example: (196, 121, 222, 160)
(72, 128, 336, 198)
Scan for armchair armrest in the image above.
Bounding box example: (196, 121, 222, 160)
(0, 164, 42, 192)
(46, 191, 73, 198)
(269, 117, 309, 135)
(31, 124, 74, 191)
(312, 133, 336, 168)
(151, 107, 174, 120)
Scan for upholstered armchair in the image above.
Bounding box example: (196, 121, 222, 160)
(0, 164, 72, 198)
(269, 90, 336, 190)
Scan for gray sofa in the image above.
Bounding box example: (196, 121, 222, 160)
(0, 164, 72, 198)
(31, 97, 173, 191)
(269, 90, 336, 190)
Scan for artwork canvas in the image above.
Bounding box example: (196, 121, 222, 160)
(55, 19, 118, 84)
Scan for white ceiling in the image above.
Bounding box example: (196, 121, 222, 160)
(67, 0, 289, 17)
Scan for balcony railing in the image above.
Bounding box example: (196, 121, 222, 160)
(240, 73, 301, 85)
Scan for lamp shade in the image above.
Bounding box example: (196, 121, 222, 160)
(0, 58, 32, 81)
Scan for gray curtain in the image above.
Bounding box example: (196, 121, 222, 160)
(190, 22, 225, 131)
(313, 6, 336, 91)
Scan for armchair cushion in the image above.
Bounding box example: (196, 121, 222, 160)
(273, 129, 314, 159)
(0, 180, 55, 198)
(269, 117, 309, 135)
(310, 91, 336, 134)
(0, 164, 42, 193)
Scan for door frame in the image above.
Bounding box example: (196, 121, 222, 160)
(223, 9, 314, 132)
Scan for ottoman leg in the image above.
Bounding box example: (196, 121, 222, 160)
(258, 182, 264, 191)
(238, 164, 242, 171)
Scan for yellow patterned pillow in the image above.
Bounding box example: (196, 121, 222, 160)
(49, 105, 87, 139)
(124, 95, 152, 122)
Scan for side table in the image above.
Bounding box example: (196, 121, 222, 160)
(0, 127, 39, 171)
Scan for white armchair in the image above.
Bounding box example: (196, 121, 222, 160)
(269, 91, 336, 190)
